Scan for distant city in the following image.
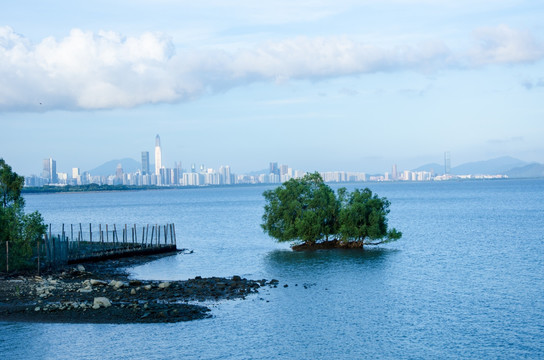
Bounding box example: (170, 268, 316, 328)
(25, 135, 515, 188)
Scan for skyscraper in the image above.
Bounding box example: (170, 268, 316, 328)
(269, 162, 279, 175)
(155, 134, 162, 175)
(444, 151, 451, 175)
(42, 157, 57, 184)
(141, 151, 150, 175)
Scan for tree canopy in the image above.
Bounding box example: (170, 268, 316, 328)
(1, 159, 46, 271)
(261, 173, 401, 248)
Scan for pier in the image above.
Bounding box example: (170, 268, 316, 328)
(39, 223, 177, 267)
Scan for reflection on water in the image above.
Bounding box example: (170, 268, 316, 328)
(265, 247, 396, 271)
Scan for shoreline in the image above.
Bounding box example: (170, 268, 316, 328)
(0, 253, 279, 324)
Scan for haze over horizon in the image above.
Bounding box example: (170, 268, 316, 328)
(1, 1, 543, 176)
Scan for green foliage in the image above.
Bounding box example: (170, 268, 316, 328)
(262, 173, 402, 247)
(0, 159, 47, 271)
(261, 172, 339, 244)
(337, 187, 402, 245)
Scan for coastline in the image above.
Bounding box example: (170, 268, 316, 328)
(0, 253, 279, 324)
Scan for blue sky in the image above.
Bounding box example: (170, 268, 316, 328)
(1, 0, 543, 175)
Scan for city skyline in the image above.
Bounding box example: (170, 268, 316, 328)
(1, 1, 543, 176)
(24, 135, 521, 188)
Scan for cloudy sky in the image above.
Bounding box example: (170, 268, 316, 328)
(1, 0, 543, 176)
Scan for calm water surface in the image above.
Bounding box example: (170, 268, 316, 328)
(1, 180, 543, 359)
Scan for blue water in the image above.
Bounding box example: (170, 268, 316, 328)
(1, 180, 543, 359)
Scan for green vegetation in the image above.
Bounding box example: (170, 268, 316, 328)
(1, 159, 46, 271)
(261, 172, 402, 248)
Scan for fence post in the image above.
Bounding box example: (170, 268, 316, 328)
(141, 226, 145, 246)
(5, 241, 8, 273)
(150, 226, 154, 246)
(63, 224, 68, 262)
(89, 223, 92, 243)
(44, 232, 49, 268)
(78, 223, 82, 256)
(70, 224, 74, 259)
(37, 238, 40, 275)
(173, 223, 177, 246)
(164, 225, 167, 245)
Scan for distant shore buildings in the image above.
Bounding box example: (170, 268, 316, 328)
(23, 141, 508, 188)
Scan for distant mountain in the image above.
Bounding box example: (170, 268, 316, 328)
(412, 163, 444, 175)
(87, 158, 141, 177)
(451, 156, 528, 175)
(505, 163, 544, 178)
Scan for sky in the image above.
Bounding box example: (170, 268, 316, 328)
(1, 0, 543, 176)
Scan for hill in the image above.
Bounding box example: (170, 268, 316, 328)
(87, 158, 141, 177)
(412, 163, 444, 175)
(505, 163, 544, 178)
(451, 156, 528, 175)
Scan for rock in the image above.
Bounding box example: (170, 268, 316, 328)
(158, 282, 171, 289)
(76, 264, 85, 272)
(110, 280, 125, 289)
(283, 284, 288, 288)
(93, 297, 112, 309)
(143, 285, 152, 291)
(130, 289, 136, 295)
(232, 275, 241, 282)
(129, 280, 142, 286)
(34, 307, 40, 312)
(78, 286, 92, 293)
(90, 279, 107, 286)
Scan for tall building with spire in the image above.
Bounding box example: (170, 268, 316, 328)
(155, 134, 162, 175)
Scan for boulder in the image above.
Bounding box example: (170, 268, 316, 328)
(158, 282, 171, 289)
(90, 279, 108, 286)
(93, 297, 112, 309)
(76, 264, 85, 272)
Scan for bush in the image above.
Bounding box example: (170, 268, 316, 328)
(0, 159, 46, 272)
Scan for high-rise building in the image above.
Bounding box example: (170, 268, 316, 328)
(141, 151, 150, 175)
(116, 163, 123, 179)
(444, 151, 451, 175)
(392, 164, 398, 180)
(155, 134, 162, 175)
(42, 157, 58, 184)
(269, 162, 279, 175)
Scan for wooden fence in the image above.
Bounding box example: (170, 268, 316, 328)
(38, 223, 177, 268)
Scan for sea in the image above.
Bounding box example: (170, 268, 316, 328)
(1, 179, 543, 359)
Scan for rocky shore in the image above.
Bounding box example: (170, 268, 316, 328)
(0, 254, 280, 324)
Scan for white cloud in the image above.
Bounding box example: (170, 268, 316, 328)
(0, 25, 542, 112)
(470, 24, 544, 65)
